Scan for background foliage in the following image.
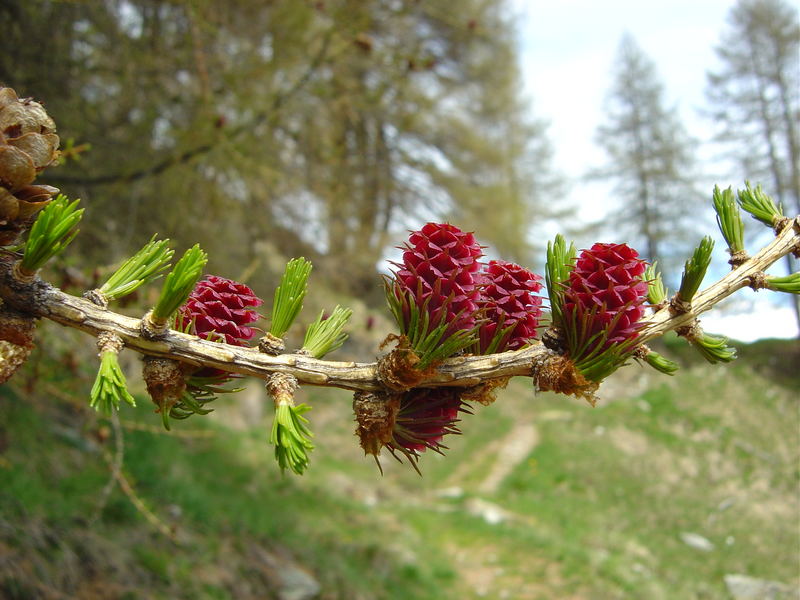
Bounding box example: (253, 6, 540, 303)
(0, 0, 561, 302)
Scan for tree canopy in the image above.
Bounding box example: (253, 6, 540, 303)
(0, 0, 560, 299)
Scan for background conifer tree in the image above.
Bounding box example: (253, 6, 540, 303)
(590, 34, 702, 273)
(705, 0, 800, 330)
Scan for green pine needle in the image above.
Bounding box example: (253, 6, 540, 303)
(20, 194, 84, 273)
(481, 321, 517, 355)
(270, 257, 312, 338)
(767, 273, 800, 294)
(168, 390, 216, 421)
(152, 244, 208, 322)
(737, 181, 784, 227)
(402, 293, 477, 369)
(572, 336, 637, 383)
(691, 331, 737, 364)
(545, 234, 576, 327)
(645, 262, 668, 305)
(678, 236, 715, 303)
(99, 235, 174, 301)
(385, 278, 405, 332)
(270, 402, 314, 475)
(417, 327, 476, 370)
(302, 306, 353, 358)
(643, 350, 679, 375)
(712, 185, 745, 254)
(90, 351, 136, 415)
(564, 303, 639, 382)
(166, 373, 246, 425)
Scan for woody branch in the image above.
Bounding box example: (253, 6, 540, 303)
(1, 215, 797, 394)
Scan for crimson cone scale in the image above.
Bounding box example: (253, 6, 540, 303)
(477, 260, 543, 353)
(563, 243, 648, 348)
(392, 222, 483, 337)
(387, 387, 468, 460)
(177, 275, 263, 346)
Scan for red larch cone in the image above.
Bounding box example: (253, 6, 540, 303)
(176, 275, 263, 346)
(391, 222, 483, 338)
(563, 242, 648, 351)
(476, 260, 543, 353)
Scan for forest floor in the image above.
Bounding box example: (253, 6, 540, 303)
(1, 324, 798, 599)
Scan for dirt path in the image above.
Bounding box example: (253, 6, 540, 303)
(443, 416, 541, 493)
(477, 422, 540, 494)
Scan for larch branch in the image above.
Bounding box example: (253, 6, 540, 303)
(1, 216, 797, 393)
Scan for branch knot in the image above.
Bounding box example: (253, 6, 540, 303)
(84, 289, 109, 309)
(140, 310, 169, 339)
(772, 215, 791, 235)
(96, 331, 124, 355)
(675, 320, 702, 342)
(747, 271, 769, 291)
(258, 333, 285, 356)
(727, 250, 749, 269)
(11, 261, 36, 285)
(669, 294, 692, 315)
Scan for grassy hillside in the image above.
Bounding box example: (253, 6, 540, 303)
(1, 330, 798, 599)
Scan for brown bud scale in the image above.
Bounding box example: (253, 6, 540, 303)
(376, 335, 434, 392)
(460, 377, 510, 406)
(0, 341, 32, 383)
(353, 390, 401, 456)
(258, 333, 285, 356)
(266, 372, 298, 405)
(532, 353, 598, 406)
(727, 250, 749, 269)
(142, 356, 186, 412)
(0, 87, 60, 247)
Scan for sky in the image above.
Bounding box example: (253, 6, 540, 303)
(510, 0, 800, 341)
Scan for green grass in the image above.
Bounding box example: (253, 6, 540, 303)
(0, 380, 455, 599)
(1, 334, 798, 599)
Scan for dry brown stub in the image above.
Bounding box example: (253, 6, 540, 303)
(376, 334, 439, 392)
(0, 301, 36, 384)
(353, 390, 401, 457)
(532, 352, 599, 406)
(142, 356, 187, 416)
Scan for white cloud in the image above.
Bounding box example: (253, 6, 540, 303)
(701, 304, 798, 342)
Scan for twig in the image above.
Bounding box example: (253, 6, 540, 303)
(90, 411, 124, 525)
(1, 217, 797, 394)
(638, 217, 799, 344)
(108, 459, 176, 541)
(46, 29, 335, 188)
